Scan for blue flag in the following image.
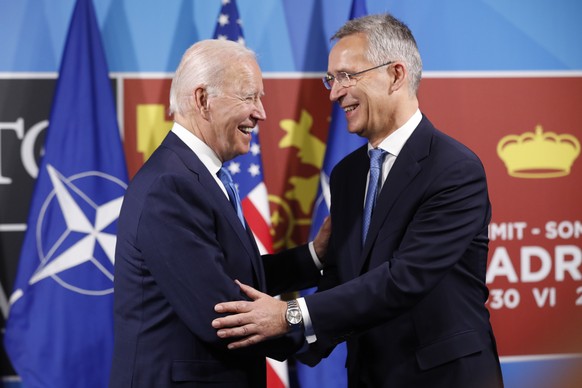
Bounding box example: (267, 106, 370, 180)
(298, 0, 368, 387)
(3, 0, 128, 387)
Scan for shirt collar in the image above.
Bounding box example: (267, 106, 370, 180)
(369, 109, 422, 157)
(171, 122, 222, 175)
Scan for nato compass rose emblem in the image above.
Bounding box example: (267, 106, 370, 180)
(27, 164, 127, 296)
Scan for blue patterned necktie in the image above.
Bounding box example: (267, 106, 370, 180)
(362, 148, 387, 246)
(217, 167, 245, 228)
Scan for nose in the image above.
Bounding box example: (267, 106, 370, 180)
(253, 98, 266, 121)
(329, 81, 346, 102)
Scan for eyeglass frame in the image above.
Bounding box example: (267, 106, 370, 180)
(322, 61, 394, 90)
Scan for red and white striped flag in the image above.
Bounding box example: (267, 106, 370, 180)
(213, 1, 288, 387)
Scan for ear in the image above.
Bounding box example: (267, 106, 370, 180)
(390, 62, 408, 93)
(194, 87, 210, 119)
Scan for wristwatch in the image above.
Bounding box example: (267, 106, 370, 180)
(285, 299, 303, 329)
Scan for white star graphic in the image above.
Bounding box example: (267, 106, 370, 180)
(29, 165, 124, 288)
(222, 0, 230, 5)
(227, 161, 241, 176)
(218, 13, 229, 27)
(250, 143, 261, 156)
(248, 163, 260, 177)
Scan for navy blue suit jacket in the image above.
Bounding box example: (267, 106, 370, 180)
(302, 116, 503, 387)
(110, 132, 320, 387)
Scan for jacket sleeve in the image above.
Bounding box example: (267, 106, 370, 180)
(263, 244, 322, 296)
(137, 173, 303, 359)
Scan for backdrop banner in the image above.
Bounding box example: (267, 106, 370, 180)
(1, 72, 581, 387)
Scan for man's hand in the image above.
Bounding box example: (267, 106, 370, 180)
(313, 216, 331, 262)
(212, 280, 288, 349)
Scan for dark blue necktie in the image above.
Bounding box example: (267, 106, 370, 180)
(362, 148, 387, 246)
(217, 167, 245, 228)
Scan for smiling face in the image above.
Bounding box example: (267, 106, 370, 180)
(328, 33, 396, 145)
(204, 58, 266, 162)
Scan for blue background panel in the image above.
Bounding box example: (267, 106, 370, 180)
(0, 0, 581, 72)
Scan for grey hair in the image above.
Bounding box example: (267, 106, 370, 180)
(169, 39, 257, 116)
(332, 13, 423, 95)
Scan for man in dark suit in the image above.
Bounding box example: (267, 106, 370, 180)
(109, 39, 329, 388)
(212, 14, 504, 388)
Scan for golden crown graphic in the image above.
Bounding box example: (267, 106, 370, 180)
(497, 125, 580, 178)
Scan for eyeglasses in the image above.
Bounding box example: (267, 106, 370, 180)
(322, 61, 394, 90)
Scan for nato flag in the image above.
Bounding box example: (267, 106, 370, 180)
(3, 0, 128, 387)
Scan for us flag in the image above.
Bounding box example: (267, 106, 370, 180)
(213, 1, 287, 387)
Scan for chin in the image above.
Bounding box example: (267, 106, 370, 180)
(347, 126, 364, 137)
(238, 145, 251, 156)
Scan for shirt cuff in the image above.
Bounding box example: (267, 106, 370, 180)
(297, 297, 317, 343)
(308, 241, 324, 270)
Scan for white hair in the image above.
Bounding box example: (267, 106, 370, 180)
(332, 14, 423, 95)
(169, 39, 257, 116)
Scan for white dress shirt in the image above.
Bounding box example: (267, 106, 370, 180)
(171, 122, 229, 198)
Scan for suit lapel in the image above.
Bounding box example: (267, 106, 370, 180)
(345, 148, 369, 278)
(358, 117, 433, 273)
(163, 132, 266, 290)
(203, 172, 264, 284)
(242, 218, 266, 289)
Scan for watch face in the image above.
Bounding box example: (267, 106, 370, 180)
(286, 301, 303, 326)
(287, 309, 302, 325)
